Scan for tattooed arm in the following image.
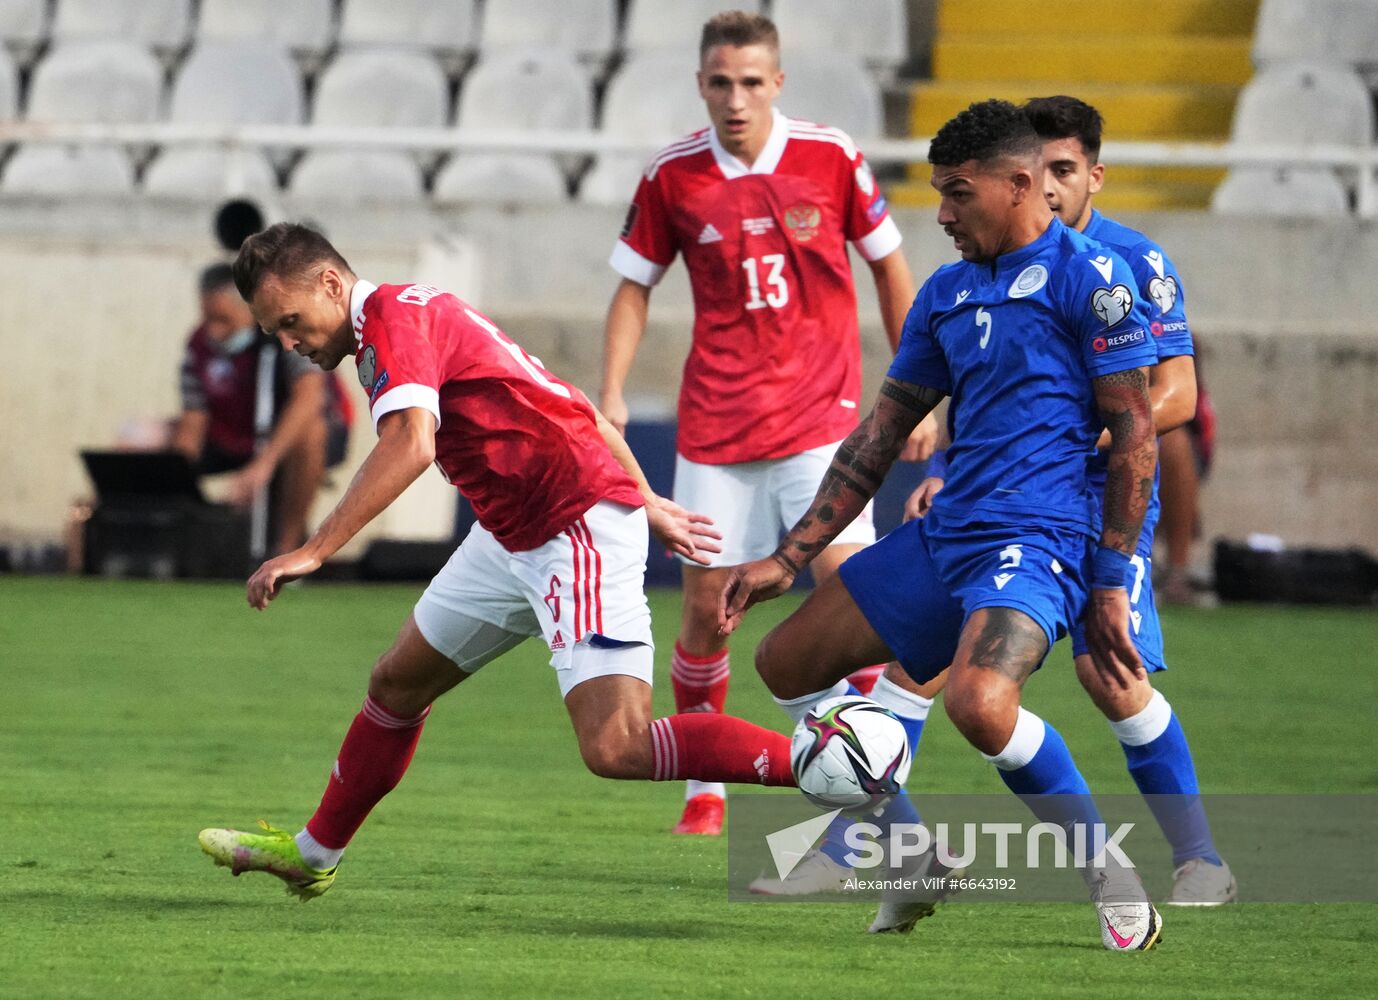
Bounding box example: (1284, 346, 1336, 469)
(718, 377, 946, 634)
(1085, 365, 1157, 686)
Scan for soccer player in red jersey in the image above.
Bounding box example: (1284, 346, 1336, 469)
(600, 11, 928, 834)
(197, 224, 797, 900)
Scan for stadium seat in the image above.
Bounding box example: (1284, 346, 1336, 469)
(623, 0, 762, 55)
(1253, 0, 1378, 72)
(51, 0, 191, 56)
(0, 44, 15, 122)
(337, 0, 478, 69)
(1211, 167, 1350, 218)
(432, 154, 568, 205)
(771, 0, 907, 77)
(580, 49, 704, 205)
(197, 0, 334, 58)
(457, 49, 593, 184)
(291, 151, 426, 203)
(776, 52, 883, 139)
(314, 49, 449, 128)
(1231, 63, 1375, 147)
(144, 147, 280, 199)
(26, 41, 162, 124)
(2, 144, 134, 195)
(479, 0, 616, 66)
(458, 49, 592, 133)
(170, 42, 305, 126)
(0, 0, 44, 59)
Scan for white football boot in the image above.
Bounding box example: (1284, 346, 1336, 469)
(1089, 864, 1163, 952)
(749, 848, 853, 896)
(1167, 857, 1237, 906)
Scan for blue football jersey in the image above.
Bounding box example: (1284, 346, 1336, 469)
(890, 217, 1158, 534)
(1082, 211, 1196, 549)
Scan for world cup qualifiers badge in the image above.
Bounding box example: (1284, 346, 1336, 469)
(357, 344, 377, 389)
(785, 204, 821, 242)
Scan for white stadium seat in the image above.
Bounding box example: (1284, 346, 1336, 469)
(144, 147, 280, 199)
(1231, 63, 1375, 147)
(1212, 167, 1350, 218)
(197, 0, 334, 57)
(51, 0, 191, 55)
(338, 0, 478, 65)
(0, 44, 15, 121)
(432, 154, 567, 205)
(771, 0, 907, 76)
(623, 0, 762, 55)
(314, 49, 449, 128)
(457, 49, 593, 186)
(170, 42, 304, 126)
(479, 0, 616, 66)
(777, 53, 882, 139)
(458, 49, 592, 132)
(1253, 0, 1378, 71)
(580, 50, 704, 205)
(26, 41, 162, 124)
(291, 151, 426, 204)
(2, 144, 133, 195)
(0, 0, 44, 54)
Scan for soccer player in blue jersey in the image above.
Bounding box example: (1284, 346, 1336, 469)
(720, 100, 1164, 951)
(900, 97, 1236, 907)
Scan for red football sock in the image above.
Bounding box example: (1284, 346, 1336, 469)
(304, 696, 430, 850)
(847, 665, 885, 697)
(671, 642, 730, 714)
(649, 714, 795, 786)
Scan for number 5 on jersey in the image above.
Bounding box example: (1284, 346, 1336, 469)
(743, 254, 789, 311)
(975, 306, 993, 350)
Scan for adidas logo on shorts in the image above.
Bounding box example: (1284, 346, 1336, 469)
(550, 630, 566, 651)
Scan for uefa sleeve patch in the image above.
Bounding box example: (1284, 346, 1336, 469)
(1090, 284, 1133, 327)
(620, 202, 639, 238)
(1092, 327, 1147, 353)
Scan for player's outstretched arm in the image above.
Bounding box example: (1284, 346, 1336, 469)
(598, 278, 652, 435)
(719, 377, 945, 634)
(591, 405, 722, 566)
(1085, 366, 1157, 686)
(245, 407, 437, 610)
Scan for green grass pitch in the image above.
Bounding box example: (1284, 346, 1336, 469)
(2, 576, 1375, 998)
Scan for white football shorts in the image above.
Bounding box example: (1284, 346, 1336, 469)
(672, 439, 876, 568)
(413, 500, 654, 697)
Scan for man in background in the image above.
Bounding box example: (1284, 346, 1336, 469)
(171, 263, 349, 556)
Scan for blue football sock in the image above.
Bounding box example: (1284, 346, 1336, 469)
(819, 790, 922, 868)
(984, 708, 1106, 859)
(1110, 690, 1222, 867)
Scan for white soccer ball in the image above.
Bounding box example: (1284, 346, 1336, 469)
(790, 695, 912, 811)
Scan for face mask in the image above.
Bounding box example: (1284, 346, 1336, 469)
(219, 326, 258, 355)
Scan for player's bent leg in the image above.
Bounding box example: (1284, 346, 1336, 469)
(1075, 654, 1235, 905)
(564, 666, 795, 787)
(755, 571, 894, 702)
(943, 608, 1046, 755)
(673, 567, 736, 829)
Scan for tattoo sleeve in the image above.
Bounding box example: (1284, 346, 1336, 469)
(772, 378, 946, 573)
(1093, 366, 1156, 557)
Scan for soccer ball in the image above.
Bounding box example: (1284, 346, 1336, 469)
(790, 695, 912, 811)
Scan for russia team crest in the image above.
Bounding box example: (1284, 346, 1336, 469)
(784, 204, 821, 242)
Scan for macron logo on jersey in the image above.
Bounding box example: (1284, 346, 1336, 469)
(1089, 255, 1116, 283)
(698, 223, 723, 244)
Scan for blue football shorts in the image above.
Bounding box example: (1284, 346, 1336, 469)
(838, 510, 1093, 685)
(1069, 541, 1167, 672)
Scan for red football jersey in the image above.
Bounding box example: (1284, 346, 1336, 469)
(351, 281, 645, 552)
(611, 108, 902, 465)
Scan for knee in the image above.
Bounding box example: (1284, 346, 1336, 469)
(368, 650, 431, 717)
(578, 727, 649, 780)
(1075, 655, 1152, 722)
(753, 628, 788, 694)
(944, 674, 1016, 755)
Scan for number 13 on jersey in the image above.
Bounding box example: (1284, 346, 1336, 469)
(743, 254, 789, 311)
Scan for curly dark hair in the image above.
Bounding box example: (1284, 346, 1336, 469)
(1023, 95, 1103, 162)
(927, 99, 1042, 167)
(232, 222, 353, 301)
